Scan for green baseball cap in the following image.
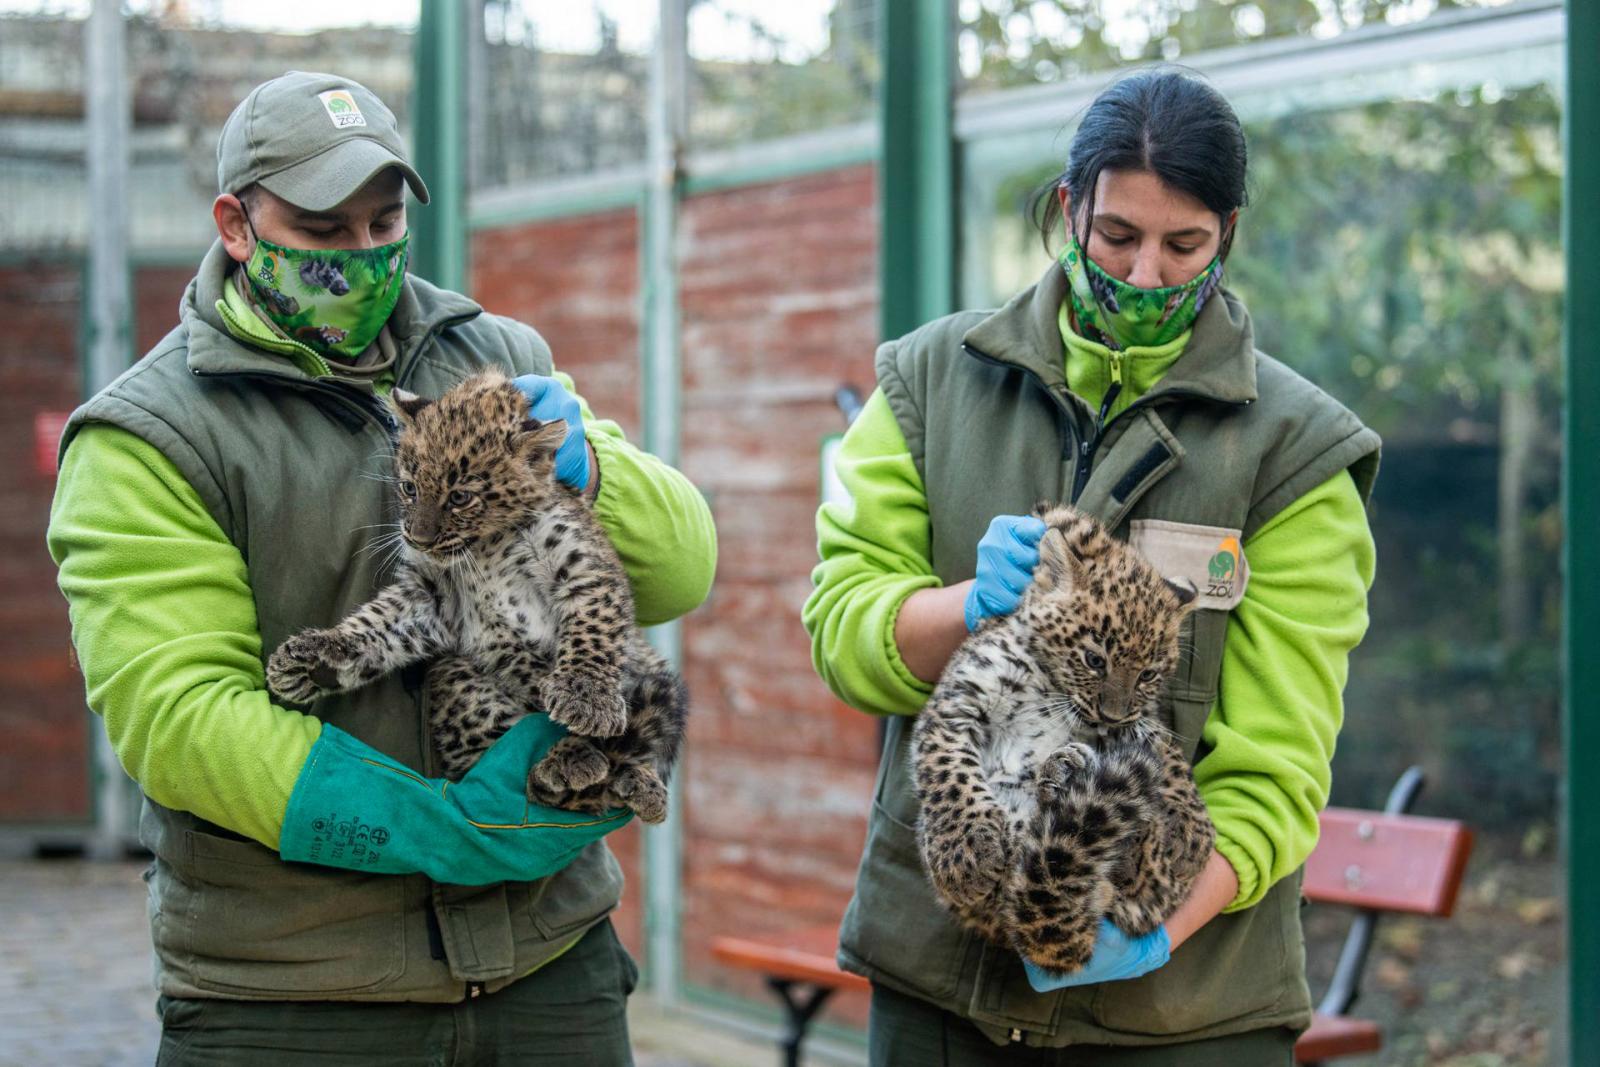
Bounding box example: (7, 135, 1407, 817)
(217, 70, 429, 211)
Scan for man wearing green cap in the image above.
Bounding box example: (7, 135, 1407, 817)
(48, 71, 716, 1064)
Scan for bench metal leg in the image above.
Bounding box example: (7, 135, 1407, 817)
(767, 977, 835, 1067)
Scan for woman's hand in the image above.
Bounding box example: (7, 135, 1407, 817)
(965, 514, 1048, 631)
(894, 513, 1047, 684)
(1022, 919, 1171, 991)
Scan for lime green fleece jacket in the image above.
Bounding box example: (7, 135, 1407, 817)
(804, 325, 1375, 912)
(50, 316, 716, 850)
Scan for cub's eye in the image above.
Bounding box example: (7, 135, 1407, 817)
(1083, 650, 1106, 671)
(447, 489, 473, 507)
(1138, 668, 1160, 684)
(398, 480, 417, 498)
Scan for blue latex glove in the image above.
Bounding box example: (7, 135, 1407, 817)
(1022, 920, 1172, 991)
(279, 715, 630, 886)
(512, 374, 590, 491)
(964, 514, 1049, 632)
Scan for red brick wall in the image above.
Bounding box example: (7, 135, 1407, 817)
(0, 260, 198, 826)
(470, 209, 648, 956)
(0, 261, 88, 823)
(677, 166, 880, 1023)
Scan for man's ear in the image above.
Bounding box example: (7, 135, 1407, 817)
(213, 194, 254, 264)
(517, 417, 567, 459)
(390, 389, 433, 428)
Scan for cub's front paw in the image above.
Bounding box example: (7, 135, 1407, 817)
(266, 630, 353, 703)
(1038, 743, 1098, 804)
(541, 670, 628, 737)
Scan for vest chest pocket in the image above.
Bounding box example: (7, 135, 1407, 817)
(158, 828, 406, 996)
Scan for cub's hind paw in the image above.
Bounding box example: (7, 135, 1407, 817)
(926, 809, 1009, 909)
(541, 670, 628, 738)
(529, 737, 611, 796)
(611, 766, 668, 824)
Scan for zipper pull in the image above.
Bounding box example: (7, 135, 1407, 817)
(1108, 349, 1124, 388)
(468, 981, 484, 999)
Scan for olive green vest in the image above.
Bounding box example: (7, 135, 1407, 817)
(61, 241, 624, 1002)
(838, 263, 1380, 1047)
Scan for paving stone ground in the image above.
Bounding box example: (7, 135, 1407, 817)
(0, 858, 834, 1067)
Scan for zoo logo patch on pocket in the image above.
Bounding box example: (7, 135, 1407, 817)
(1127, 519, 1249, 611)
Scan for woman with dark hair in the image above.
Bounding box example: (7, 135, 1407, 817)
(804, 68, 1379, 1064)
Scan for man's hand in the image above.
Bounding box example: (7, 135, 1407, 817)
(1022, 919, 1171, 991)
(512, 374, 590, 492)
(279, 715, 630, 886)
(964, 514, 1048, 632)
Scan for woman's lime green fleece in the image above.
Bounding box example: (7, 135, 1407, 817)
(803, 323, 1375, 912)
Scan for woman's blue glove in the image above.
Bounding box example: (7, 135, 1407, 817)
(1022, 920, 1172, 991)
(512, 374, 590, 490)
(279, 715, 630, 886)
(964, 514, 1049, 632)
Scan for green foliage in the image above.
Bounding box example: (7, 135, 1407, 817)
(957, 0, 1510, 90)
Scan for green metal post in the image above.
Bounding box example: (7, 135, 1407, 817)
(641, 0, 688, 1007)
(1564, 1, 1597, 1060)
(412, 0, 468, 293)
(878, 0, 955, 340)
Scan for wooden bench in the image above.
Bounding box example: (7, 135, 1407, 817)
(710, 766, 1473, 1066)
(1296, 766, 1474, 1064)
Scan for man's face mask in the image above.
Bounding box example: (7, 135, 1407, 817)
(1060, 231, 1223, 351)
(243, 223, 409, 359)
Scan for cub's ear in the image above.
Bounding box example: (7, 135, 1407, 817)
(517, 417, 568, 458)
(1035, 527, 1085, 589)
(389, 389, 433, 427)
(1164, 577, 1199, 610)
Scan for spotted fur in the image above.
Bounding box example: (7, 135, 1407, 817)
(266, 369, 687, 823)
(911, 505, 1213, 973)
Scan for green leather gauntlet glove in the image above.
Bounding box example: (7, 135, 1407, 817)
(279, 715, 631, 886)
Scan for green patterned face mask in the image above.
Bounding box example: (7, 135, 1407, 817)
(1060, 232, 1223, 351)
(243, 229, 409, 359)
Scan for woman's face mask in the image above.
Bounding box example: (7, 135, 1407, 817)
(1060, 231, 1223, 351)
(243, 226, 409, 359)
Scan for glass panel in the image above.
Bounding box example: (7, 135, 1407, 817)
(0, 4, 420, 257)
(960, 43, 1565, 1055)
(473, 0, 652, 189)
(1, 6, 90, 254)
(687, 0, 879, 150)
(956, 0, 1523, 93)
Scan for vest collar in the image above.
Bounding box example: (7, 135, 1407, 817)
(181, 239, 484, 383)
(960, 260, 1259, 408)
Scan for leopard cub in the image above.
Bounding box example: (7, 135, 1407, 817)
(267, 369, 686, 823)
(911, 506, 1213, 973)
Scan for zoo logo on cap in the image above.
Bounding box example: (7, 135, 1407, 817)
(317, 89, 367, 129)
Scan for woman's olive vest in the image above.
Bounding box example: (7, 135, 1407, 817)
(60, 242, 624, 1002)
(838, 263, 1379, 1047)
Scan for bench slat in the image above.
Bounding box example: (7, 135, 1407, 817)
(1304, 807, 1473, 916)
(710, 927, 871, 994)
(1294, 1011, 1383, 1061)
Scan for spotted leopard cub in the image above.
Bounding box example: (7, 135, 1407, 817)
(912, 506, 1212, 973)
(266, 369, 686, 823)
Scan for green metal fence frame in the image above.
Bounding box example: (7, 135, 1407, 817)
(1563, 1, 1594, 1059)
